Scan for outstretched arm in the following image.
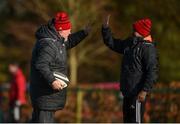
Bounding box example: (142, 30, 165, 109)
(102, 15, 125, 54)
(65, 22, 92, 49)
(65, 30, 88, 49)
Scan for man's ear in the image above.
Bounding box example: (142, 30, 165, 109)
(134, 32, 142, 37)
(58, 30, 62, 36)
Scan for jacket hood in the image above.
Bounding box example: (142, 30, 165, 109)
(35, 19, 60, 40)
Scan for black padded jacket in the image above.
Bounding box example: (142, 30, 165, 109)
(102, 27, 158, 97)
(30, 19, 88, 110)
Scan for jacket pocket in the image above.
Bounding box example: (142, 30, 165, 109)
(36, 88, 67, 110)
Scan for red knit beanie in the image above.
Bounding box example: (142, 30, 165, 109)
(133, 18, 152, 37)
(54, 12, 71, 31)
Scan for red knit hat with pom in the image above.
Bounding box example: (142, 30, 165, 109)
(54, 12, 71, 31)
(133, 18, 152, 37)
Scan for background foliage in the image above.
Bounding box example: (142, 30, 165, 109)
(0, 0, 179, 83)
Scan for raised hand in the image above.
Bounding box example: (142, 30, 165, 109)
(103, 14, 111, 28)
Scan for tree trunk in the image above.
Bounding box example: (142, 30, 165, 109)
(69, 48, 78, 86)
(68, 0, 79, 86)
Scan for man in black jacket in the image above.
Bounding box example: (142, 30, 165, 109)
(30, 11, 91, 122)
(102, 15, 158, 123)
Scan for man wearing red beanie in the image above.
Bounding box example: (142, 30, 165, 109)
(102, 15, 158, 123)
(30, 11, 91, 122)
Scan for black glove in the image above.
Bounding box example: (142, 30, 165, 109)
(103, 14, 111, 28)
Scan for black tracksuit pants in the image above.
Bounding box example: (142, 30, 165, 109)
(123, 96, 146, 123)
(31, 107, 55, 123)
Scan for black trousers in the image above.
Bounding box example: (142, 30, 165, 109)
(123, 96, 146, 123)
(31, 107, 55, 123)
